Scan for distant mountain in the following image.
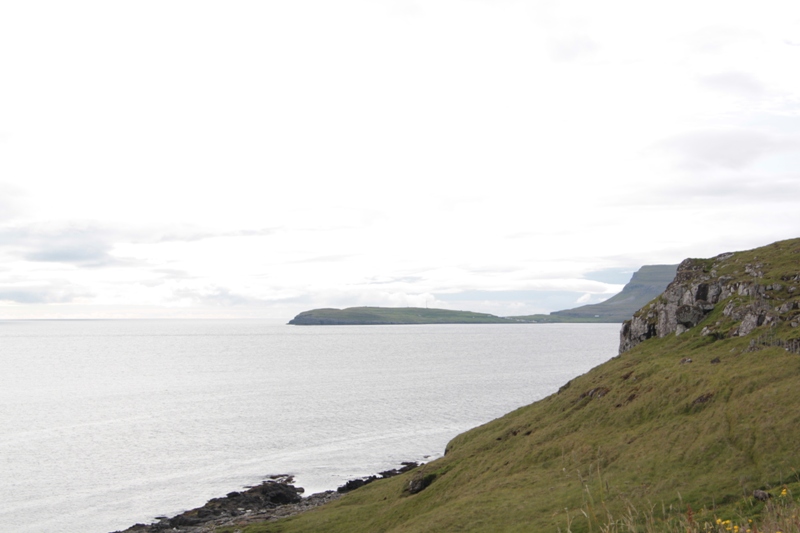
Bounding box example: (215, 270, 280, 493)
(511, 264, 678, 323)
(289, 265, 678, 326)
(288, 306, 513, 325)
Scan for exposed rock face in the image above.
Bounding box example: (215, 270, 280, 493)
(407, 472, 437, 494)
(619, 244, 800, 354)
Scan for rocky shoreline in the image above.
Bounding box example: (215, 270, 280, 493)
(113, 462, 420, 533)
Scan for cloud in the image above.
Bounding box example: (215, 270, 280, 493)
(0, 222, 281, 267)
(576, 292, 595, 304)
(583, 267, 637, 285)
(660, 174, 800, 202)
(548, 34, 599, 62)
(655, 129, 798, 170)
(0, 224, 129, 267)
(0, 183, 24, 221)
(386, 0, 422, 20)
(171, 286, 271, 307)
(698, 71, 765, 98)
(288, 254, 354, 265)
(365, 275, 425, 285)
(153, 227, 277, 243)
(0, 282, 90, 304)
(687, 26, 761, 53)
(434, 286, 622, 314)
(152, 268, 193, 280)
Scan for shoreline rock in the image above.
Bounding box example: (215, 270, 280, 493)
(113, 463, 420, 533)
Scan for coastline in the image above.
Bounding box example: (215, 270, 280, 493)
(113, 463, 419, 533)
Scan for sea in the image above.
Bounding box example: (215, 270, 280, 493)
(0, 320, 620, 533)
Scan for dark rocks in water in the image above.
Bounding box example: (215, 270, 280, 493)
(115, 480, 304, 533)
(115, 463, 422, 532)
(166, 515, 201, 528)
(337, 462, 419, 493)
(338, 476, 377, 493)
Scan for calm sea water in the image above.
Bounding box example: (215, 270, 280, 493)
(0, 320, 620, 533)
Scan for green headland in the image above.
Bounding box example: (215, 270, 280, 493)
(231, 237, 800, 532)
(288, 306, 514, 325)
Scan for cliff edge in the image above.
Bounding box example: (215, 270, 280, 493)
(620, 238, 800, 353)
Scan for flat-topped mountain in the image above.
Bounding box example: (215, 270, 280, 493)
(288, 306, 513, 325)
(233, 238, 800, 533)
(511, 264, 678, 323)
(290, 265, 677, 326)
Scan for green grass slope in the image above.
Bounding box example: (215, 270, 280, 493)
(237, 239, 800, 532)
(513, 264, 678, 323)
(288, 307, 513, 325)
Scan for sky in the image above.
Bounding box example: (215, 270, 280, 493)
(0, 0, 798, 320)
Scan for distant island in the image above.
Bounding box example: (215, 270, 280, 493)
(289, 264, 678, 325)
(288, 307, 513, 325)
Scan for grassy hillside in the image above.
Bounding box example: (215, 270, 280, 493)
(288, 307, 513, 325)
(513, 264, 678, 323)
(234, 239, 800, 532)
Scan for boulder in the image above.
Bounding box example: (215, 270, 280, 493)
(676, 305, 705, 328)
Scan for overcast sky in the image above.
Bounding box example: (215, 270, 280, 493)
(0, 1, 798, 320)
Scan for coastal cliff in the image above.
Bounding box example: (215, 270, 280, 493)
(231, 237, 800, 533)
(620, 239, 800, 353)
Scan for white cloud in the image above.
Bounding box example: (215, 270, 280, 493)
(549, 35, 599, 62)
(0, 280, 91, 304)
(654, 129, 799, 170)
(697, 72, 765, 98)
(576, 293, 593, 304)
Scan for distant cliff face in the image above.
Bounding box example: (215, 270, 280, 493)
(550, 264, 678, 323)
(620, 239, 800, 353)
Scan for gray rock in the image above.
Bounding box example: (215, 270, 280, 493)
(739, 312, 765, 337)
(407, 473, 437, 494)
(676, 305, 705, 328)
(754, 489, 771, 501)
(619, 250, 799, 353)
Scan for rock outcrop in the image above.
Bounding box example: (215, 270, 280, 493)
(619, 239, 800, 353)
(114, 478, 317, 533)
